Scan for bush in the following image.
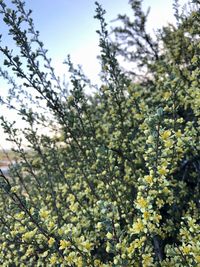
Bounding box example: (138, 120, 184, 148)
(0, 0, 200, 266)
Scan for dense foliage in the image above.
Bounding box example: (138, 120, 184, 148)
(0, 0, 200, 266)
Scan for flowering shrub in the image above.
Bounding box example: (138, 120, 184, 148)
(0, 0, 200, 266)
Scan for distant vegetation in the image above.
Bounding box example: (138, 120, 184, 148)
(0, 150, 16, 164)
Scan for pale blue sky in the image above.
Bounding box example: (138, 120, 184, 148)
(0, 0, 188, 81)
(0, 0, 188, 149)
(24, 0, 188, 81)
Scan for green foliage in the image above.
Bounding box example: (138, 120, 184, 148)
(0, 0, 200, 266)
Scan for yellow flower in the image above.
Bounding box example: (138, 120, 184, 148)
(39, 209, 50, 219)
(67, 193, 75, 203)
(144, 175, 153, 184)
(152, 213, 162, 224)
(58, 228, 64, 235)
(195, 255, 200, 263)
(48, 237, 55, 247)
(65, 252, 76, 263)
(156, 198, 164, 208)
(136, 197, 148, 211)
(96, 222, 102, 230)
(106, 232, 113, 239)
(41, 251, 48, 258)
(94, 259, 101, 266)
(127, 243, 135, 255)
(59, 240, 71, 250)
(163, 91, 172, 100)
(77, 256, 83, 267)
(142, 254, 153, 266)
(50, 255, 57, 264)
(82, 241, 93, 251)
(22, 229, 37, 241)
(106, 242, 111, 253)
(26, 246, 34, 256)
(158, 166, 168, 176)
(164, 139, 173, 148)
(163, 187, 170, 195)
(30, 207, 35, 215)
(161, 130, 171, 140)
(182, 245, 191, 255)
(131, 219, 146, 234)
(18, 226, 26, 234)
(128, 237, 146, 255)
(69, 202, 79, 212)
(143, 211, 150, 221)
(48, 221, 55, 230)
(146, 135, 154, 144)
(15, 212, 25, 220)
(175, 130, 182, 138)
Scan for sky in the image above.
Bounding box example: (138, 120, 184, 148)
(23, 0, 188, 82)
(0, 0, 189, 149)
